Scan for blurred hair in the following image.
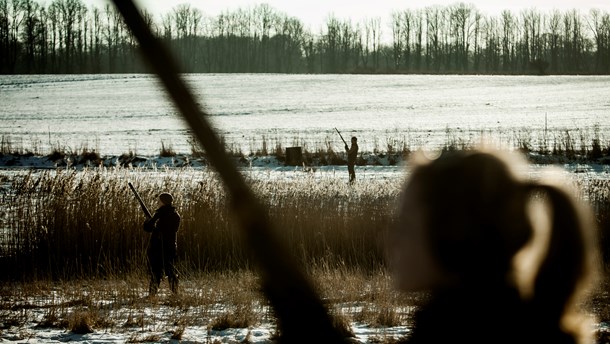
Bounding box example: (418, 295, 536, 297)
(403, 148, 599, 342)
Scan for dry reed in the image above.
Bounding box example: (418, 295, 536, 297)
(2, 126, 609, 165)
(0, 167, 404, 279)
(1, 164, 609, 280)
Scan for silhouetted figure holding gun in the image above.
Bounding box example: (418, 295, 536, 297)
(336, 128, 358, 184)
(130, 183, 181, 296)
(146, 192, 181, 296)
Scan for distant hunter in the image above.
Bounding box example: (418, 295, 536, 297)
(345, 136, 359, 183)
(143, 192, 181, 296)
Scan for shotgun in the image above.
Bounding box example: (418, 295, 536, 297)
(334, 128, 348, 147)
(128, 182, 152, 219)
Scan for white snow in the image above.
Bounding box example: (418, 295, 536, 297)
(1, 288, 411, 343)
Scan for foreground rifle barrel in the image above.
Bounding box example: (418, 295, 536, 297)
(128, 182, 152, 219)
(110, 1, 343, 342)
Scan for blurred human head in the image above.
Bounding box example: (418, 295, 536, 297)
(351, 137, 357, 143)
(387, 150, 533, 291)
(387, 147, 599, 342)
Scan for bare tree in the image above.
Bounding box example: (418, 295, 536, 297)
(255, 4, 276, 72)
(275, 16, 305, 72)
(21, 0, 40, 72)
(547, 10, 562, 73)
(483, 16, 500, 72)
(302, 30, 315, 73)
(450, 3, 476, 72)
(101, 3, 119, 72)
(0, 0, 8, 72)
(171, 3, 202, 71)
(75, 3, 87, 72)
(322, 16, 339, 72)
(339, 19, 356, 72)
(368, 17, 381, 70)
(472, 11, 482, 72)
(522, 8, 544, 73)
(500, 10, 516, 72)
(563, 9, 585, 73)
(401, 9, 414, 71)
(587, 8, 610, 73)
(425, 6, 442, 72)
(390, 10, 402, 70)
(1, 0, 26, 73)
(1, 2, 608, 74)
(89, 6, 101, 72)
(50, 0, 86, 73)
(414, 9, 424, 72)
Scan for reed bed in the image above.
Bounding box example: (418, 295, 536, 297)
(2, 125, 609, 164)
(1, 164, 609, 281)
(0, 167, 404, 279)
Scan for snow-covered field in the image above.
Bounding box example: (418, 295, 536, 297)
(2, 303, 410, 344)
(1, 287, 411, 343)
(2, 265, 415, 344)
(2, 74, 610, 343)
(1, 74, 609, 156)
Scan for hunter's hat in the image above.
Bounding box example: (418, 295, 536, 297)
(159, 192, 174, 205)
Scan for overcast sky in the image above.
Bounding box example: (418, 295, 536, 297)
(87, 0, 610, 29)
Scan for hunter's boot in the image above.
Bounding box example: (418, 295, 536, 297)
(148, 279, 159, 297)
(169, 278, 179, 294)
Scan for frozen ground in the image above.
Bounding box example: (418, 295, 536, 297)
(2, 320, 409, 343)
(1, 287, 411, 344)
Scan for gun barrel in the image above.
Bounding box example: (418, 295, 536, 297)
(334, 128, 347, 146)
(128, 182, 152, 219)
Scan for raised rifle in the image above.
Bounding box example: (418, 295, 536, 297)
(128, 182, 152, 219)
(334, 127, 348, 147)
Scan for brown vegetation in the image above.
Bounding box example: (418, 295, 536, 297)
(0, 168, 401, 278)
(0, 268, 420, 342)
(0, 164, 609, 341)
(1, 160, 609, 275)
(1, 126, 609, 169)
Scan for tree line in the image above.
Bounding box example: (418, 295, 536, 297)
(1, 0, 609, 74)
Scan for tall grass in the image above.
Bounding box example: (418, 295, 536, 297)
(2, 164, 609, 281)
(0, 167, 403, 279)
(2, 126, 609, 164)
